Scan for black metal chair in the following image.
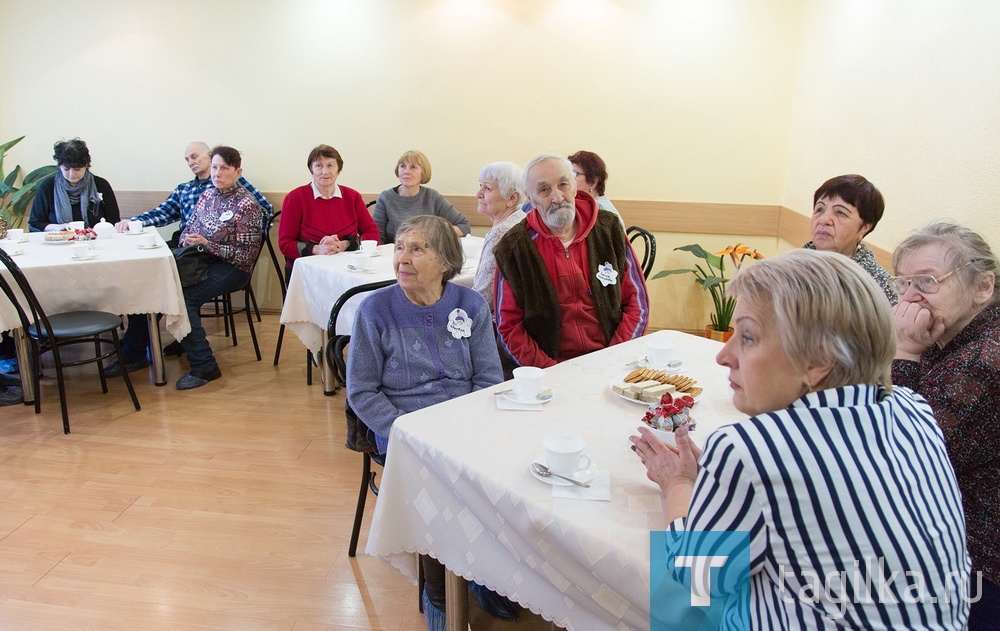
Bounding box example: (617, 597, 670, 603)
(0, 249, 141, 434)
(324, 279, 396, 555)
(324, 277, 421, 608)
(626, 225, 657, 280)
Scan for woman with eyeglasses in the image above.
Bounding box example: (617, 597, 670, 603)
(805, 174, 896, 303)
(891, 221, 1000, 630)
(568, 150, 625, 229)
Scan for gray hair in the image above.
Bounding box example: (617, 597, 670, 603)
(893, 221, 999, 306)
(394, 215, 463, 282)
(522, 153, 573, 196)
(479, 162, 523, 207)
(729, 249, 896, 390)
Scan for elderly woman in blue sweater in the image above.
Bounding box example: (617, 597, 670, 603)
(346, 214, 513, 629)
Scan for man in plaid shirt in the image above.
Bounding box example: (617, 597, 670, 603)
(116, 141, 272, 243)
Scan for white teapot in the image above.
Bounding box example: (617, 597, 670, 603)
(92, 218, 116, 239)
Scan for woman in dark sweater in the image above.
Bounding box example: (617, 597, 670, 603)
(28, 138, 120, 232)
(891, 221, 1000, 630)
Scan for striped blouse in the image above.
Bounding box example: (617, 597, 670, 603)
(667, 384, 970, 629)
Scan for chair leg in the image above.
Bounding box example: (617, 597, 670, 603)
(418, 558, 425, 613)
(349, 452, 372, 557)
(273, 324, 285, 366)
(111, 330, 141, 412)
(306, 350, 312, 385)
(243, 289, 261, 361)
(225, 294, 238, 347)
(49, 347, 71, 434)
(95, 337, 109, 394)
(248, 286, 261, 323)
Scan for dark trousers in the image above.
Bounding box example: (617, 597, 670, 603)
(969, 575, 1000, 631)
(120, 261, 250, 372)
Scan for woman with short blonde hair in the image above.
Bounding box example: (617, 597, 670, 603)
(631, 249, 969, 629)
(372, 150, 470, 244)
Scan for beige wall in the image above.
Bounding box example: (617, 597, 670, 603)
(3, 0, 999, 330)
(781, 0, 1000, 253)
(1, 0, 799, 202)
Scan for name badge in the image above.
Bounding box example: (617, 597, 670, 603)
(219, 210, 234, 222)
(596, 261, 618, 287)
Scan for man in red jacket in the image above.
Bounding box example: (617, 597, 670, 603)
(493, 153, 649, 371)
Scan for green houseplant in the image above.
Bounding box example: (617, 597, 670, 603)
(1, 136, 58, 234)
(652, 243, 764, 340)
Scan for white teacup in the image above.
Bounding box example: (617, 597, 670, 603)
(69, 221, 86, 231)
(139, 233, 157, 248)
(354, 253, 374, 271)
(542, 434, 592, 476)
(6, 228, 24, 242)
(72, 242, 92, 259)
(360, 239, 378, 256)
(128, 220, 144, 234)
(645, 337, 675, 369)
(512, 366, 545, 400)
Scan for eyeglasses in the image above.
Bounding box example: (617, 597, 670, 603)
(889, 260, 975, 296)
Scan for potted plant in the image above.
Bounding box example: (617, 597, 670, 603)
(1, 136, 58, 236)
(651, 243, 764, 341)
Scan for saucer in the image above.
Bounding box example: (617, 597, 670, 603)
(530, 457, 598, 486)
(356, 250, 381, 258)
(504, 391, 552, 405)
(0, 248, 24, 256)
(125, 229, 146, 235)
(71, 253, 97, 261)
(137, 243, 160, 250)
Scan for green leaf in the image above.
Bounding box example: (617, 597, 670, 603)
(650, 268, 696, 280)
(0, 136, 25, 154)
(3, 165, 21, 189)
(24, 165, 56, 184)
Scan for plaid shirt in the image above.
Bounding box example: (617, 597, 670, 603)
(133, 176, 273, 232)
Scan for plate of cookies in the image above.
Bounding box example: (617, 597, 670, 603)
(610, 367, 703, 405)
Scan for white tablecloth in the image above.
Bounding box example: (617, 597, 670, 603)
(366, 330, 745, 631)
(0, 232, 190, 342)
(279, 238, 483, 354)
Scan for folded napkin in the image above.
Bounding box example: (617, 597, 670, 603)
(552, 471, 611, 501)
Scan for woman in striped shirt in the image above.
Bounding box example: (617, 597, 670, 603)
(631, 249, 970, 629)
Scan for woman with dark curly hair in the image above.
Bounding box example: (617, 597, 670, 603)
(28, 138, 120, 232)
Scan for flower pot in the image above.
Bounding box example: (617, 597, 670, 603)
(705, 326, 734, 342)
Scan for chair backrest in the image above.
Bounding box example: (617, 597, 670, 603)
(0, 248, 73, 382)
(626, 225, 657, 280)
(325, 279, 397, 453)
(263, 210, 286, 298)
(0, 248, 58, 342)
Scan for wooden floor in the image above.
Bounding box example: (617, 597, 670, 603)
(0, 314, 557, 631)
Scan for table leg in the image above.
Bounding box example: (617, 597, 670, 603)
(12, 328, 34, 404)
(444, 569, 469, 631)
(321, 330, 335, 396)
(147, 314, 166, 386)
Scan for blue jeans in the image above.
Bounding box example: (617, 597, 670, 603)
(119, 261, 250, 372)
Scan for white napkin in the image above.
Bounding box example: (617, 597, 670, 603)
(552, 471, 611, 501)
(495, 396, 543, 411)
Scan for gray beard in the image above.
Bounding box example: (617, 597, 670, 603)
(541, 202, 575, 231)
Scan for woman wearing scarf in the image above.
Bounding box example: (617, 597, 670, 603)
(28, 138, 120, 232)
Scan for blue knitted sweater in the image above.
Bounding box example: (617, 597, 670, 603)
(346, 282, 503, 453)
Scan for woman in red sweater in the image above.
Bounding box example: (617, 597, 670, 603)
(278, 145, 379, 278)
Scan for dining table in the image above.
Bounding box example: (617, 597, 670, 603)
(0, 230, 190, 401)
(365, 329, 746, 630)
(279, 237, 484, 394)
